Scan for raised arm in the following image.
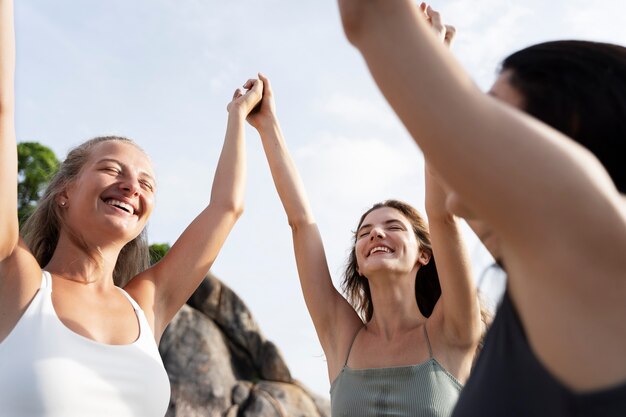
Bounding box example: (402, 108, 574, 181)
(338, 0, 626, 284)
(0, 0, 18, 260)
(247, 74, 363, 378)
(127, 79, 261, 341)
(425, 164, 481, 349)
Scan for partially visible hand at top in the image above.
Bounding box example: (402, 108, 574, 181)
(419, 2, 456, 47)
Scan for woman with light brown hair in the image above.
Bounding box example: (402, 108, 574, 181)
(247, 9, 482, 412)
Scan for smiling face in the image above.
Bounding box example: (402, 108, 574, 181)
(59, 140, 155, 247)
(354, 206, 429, 278)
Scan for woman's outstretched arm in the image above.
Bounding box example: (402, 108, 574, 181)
(337, 0, 625, 286)
(0, 0, 18, 260)
(127, 79, 261, 341)
(248, 74, 363, 381)
(337, 0, 626, 390)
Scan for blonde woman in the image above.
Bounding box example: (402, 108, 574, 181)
(0, 1, 262, 414)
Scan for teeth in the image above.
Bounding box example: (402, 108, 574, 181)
(369, 246, 391, 256)
(105, 199, 134, 215)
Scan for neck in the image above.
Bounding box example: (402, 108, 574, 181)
(366, 269, 424, 340)
(45, 232, 122, 287)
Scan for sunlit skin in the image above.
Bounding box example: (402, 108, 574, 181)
(58, 141, 156, 249)
(355, 207, 429, 279)
(445, 70, 526, 262)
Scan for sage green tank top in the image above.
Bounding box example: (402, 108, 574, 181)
(330, 324, 462, 417)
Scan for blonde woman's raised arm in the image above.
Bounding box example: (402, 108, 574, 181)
(127, 79, 260, 341)
(0, 0, 18, 260)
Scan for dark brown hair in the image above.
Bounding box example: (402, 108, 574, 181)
(502, 40, 626, 193)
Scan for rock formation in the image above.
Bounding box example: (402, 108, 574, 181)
(159, 273, 330, 417)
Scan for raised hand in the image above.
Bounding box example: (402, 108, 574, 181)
(419, 3, 456, 47)
(227, 78, 264, 117)
(245, 73, 277, 131)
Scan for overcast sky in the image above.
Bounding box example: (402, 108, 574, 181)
(14, 0, 626, 397)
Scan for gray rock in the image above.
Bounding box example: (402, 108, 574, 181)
(160, 274, 330, 417)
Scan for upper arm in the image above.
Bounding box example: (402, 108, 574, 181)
(426, 167, 481, 348)
(290, 221, 364, 365)
(126, 204, 242, 341)
(0, 239, 43, 342)
(0, 0, 18, 260)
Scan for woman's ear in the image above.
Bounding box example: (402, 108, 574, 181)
(55, 189, 70, 208)
(417, 249, 431, 266)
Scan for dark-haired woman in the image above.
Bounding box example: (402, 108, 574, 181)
(0, 1, 262, 414)
(249, 65, 481, 417)
(338, 1, 626, 416)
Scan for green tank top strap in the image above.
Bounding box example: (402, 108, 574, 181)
(344, 325, 365, 366)
(423, 322, 434, 359)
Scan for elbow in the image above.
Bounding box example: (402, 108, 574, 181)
(230, 203, 244, 220)
(213, 201, 244, 221)
(287, 215, 314, 232)
(338, 0, 369, 45)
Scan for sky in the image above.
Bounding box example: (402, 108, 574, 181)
(14, 0, 626, 398)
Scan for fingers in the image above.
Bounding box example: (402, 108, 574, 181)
(444, 24, 456, 47)
(419, 3, 455, 47)
(426, 5, 444, 34)
(232, 87, 244, 100)
(257, 72, 273, 97)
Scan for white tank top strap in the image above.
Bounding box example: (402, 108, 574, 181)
(41, 270, 52, 290)
(116, 287, 141, 311)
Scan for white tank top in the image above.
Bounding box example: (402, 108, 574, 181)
(0, 271, 171, 416)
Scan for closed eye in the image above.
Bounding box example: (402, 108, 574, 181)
(140, 180, 154, 191)
(101, 167, 121, 175)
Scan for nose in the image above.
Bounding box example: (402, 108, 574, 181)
(119, 175, 140, 196)
(369, 227, 385, 240)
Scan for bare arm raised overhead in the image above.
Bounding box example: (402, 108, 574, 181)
(426, 164, 481, 363)
(247, 74, 363, 383)
(126, 79, 262, 342)
(338, 0, 626, 391)
(0, 0, 17, 260)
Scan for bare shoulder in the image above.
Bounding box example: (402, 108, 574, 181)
(326, 303, 364, 383)
(0, 238, 43, 342)
(506, 215, 626, 391)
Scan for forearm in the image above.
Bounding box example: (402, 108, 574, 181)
(209, 110, 246, 215)
(0, 0, 18, 259)
(339, 0, 622, 261)
(257, 117, 315, 229)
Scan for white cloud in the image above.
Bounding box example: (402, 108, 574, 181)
(322, 93, 398, 129)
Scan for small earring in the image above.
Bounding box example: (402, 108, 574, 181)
(60, 200, 67, 207)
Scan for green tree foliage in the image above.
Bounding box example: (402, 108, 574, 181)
(149, 243, 171, 265)
(17, 142, 60, 225)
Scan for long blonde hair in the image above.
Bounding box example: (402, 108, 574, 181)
(21, 136, 150, 287)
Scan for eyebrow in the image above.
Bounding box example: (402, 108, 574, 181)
(95, 158, 156, 184)
(358, 219, 405, 233)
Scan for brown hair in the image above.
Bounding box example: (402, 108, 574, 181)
(342, 200, 440, 322)
(21, 136, 150, 287)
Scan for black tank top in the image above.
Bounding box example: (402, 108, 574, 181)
(452, 290, 626, 417)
